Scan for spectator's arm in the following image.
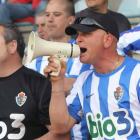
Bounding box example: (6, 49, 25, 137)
(64, 78, 76, 96)
(35, 131, 71, 140)
(35, 125, 71, 140)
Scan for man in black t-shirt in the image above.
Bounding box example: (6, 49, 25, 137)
(75, 0, 131, 34)
(0, 23, 71, 140)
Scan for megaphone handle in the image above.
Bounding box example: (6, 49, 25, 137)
(50, 54, 67, 76)
(50, 57, 61, 76)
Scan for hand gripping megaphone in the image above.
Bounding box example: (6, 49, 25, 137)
(27, 31, 80, 76)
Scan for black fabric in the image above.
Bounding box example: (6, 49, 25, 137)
(66, 14, 120, 40)
(75, 8, 131, 34)
(0, 66, 51, 140)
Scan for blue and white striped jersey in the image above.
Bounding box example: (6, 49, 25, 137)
(117, 26, 140, 56)
(67, 56, 140, 139)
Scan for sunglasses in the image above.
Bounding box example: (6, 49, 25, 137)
(74, 17, 108, 33)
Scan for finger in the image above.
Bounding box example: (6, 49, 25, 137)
(61, 60, 67, 69)
(58, 60, 67, 76)
(44, 65, 52, 72)
(48, 61, 59, 68)
(48, 56, 54, 62)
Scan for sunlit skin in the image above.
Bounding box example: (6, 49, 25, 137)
(76, 29, 124, 74)
(45, 1, 73, 42)
(35, 15, 50, 40)
(85, 0, 108, 13)
(76, 29, 106, 65)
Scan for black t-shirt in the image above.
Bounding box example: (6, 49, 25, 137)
(75, 8, 131, 33)
(0, 66, 51, 140)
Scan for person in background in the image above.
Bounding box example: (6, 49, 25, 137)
(0, 23, 71, 140)
(45, 14, 140, 139)
(117, 25, 140, 56)
(27, 0, 92, 94)
(0, 0, 48, 30)
(75, 0, 131, 33)
(23, 10, 50, 67)
(35, 9, 50, 41)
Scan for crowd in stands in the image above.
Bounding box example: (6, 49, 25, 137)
(0, 0, 140, 140)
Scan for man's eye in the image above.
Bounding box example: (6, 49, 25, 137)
(54, 13, 61, 17)
(83, 32, 90, 36)
(45, 13, 49, 17)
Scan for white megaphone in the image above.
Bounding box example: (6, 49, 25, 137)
(27, 31, 80, 76)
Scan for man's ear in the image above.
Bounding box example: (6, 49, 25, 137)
(103, 33, 113, 48)
(68, 16, 75, 25)
(8, 40, 17, 55)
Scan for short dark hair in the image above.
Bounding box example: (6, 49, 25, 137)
(47, 0, 75, 17)
(64, 0, 75, 16)
(0, 23, 26, 58)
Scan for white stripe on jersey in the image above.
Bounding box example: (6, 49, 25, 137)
(26, 59, 37, 71)
(129, 64, 140, 135)
(108, 67, 127, 140)
(71, 123, 83, 140)
(38, 56, 49, 75)
(108, 67, 125, 113)
(90, 73, 100, 118)
(68, 57, 83, 76)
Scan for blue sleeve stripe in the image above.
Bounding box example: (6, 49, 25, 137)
(120, 26, 140, 37)
(136, 79, 140, 104)
(123, 39, 140, 54)
(36, 56, 43, 73)
(68, 106, 82, 122)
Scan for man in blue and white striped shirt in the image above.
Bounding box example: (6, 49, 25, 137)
(45, 14, 140, 139)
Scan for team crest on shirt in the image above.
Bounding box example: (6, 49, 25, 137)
(16, 92, 27, 107)
(114, 86, 123, 101)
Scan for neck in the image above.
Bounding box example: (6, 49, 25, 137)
(0, 59, 23, 77)
(50, 35, 72, 43)
(94, 55, 125, 74)
(89, 3, 108, 14)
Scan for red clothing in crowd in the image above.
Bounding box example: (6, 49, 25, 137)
(12, 0, 43, 23)
(12, 0, 42, 9)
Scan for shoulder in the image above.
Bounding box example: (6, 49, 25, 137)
(21, 66, 48, 83)
(75, 8, 89, 18)
(118, 26, 140, 48)
(76, 70, 94, 83)
(108, 10, 131, 32)
(108, 10, 129, 21)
